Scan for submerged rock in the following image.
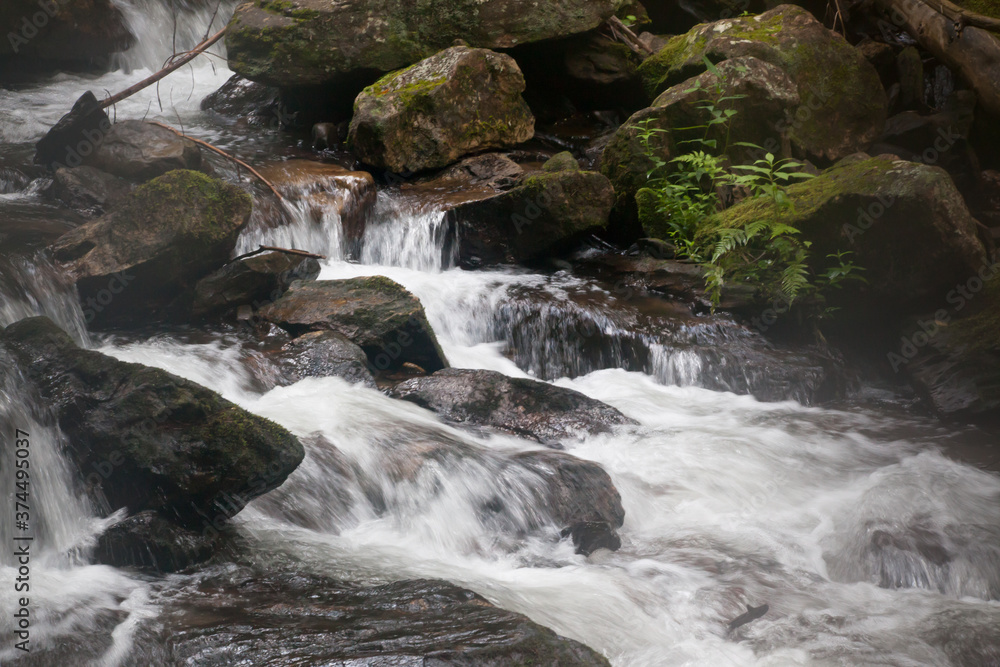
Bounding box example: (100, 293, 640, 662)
(226, 0, 622, 87)
(93, 510, 219, 572)
(83, 120, 203, 181)
(390, 368, 636, 447)
(447, 158, 614, 266)
(51, 170, 252, 327)
(258, 276, 449, 373)
(637, 4, 887, 161)
(141, 568, 611, 665)
(348, 46, 535, 173)
(0, 317, 305, 563)
(514, 449, 626, 555)
(192, 251, 321, 319)
(708, 155, 987, 318)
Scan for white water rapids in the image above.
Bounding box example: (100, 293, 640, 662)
(1, 2, 999, 665)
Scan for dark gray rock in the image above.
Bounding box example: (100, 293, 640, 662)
(84, 120, 203, 181)
(49, 165, 132, 217)
(390, 368, 635, 447)
(276, 330, 376, 387)
(192, 251, 320, 318)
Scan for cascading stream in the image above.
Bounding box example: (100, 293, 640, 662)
(0, 1, 998, 664)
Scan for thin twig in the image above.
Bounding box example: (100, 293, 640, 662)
(147, 121, 285, 202)
(99, 26, 227, 110)
(226, 245, 326, 265)
(608, 16, 654, 57)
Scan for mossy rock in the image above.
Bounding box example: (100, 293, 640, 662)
(0, 0, 133, 64)
(257, 276, 449, 372)
(0, 316, 304, 537)
(51, 169, 253, 327)
(226, 0, 625, 87)
(708, 155, 987, 317)
(348, 46, 535, 172)
(637, 4, 887, 162)
(446, 168, 615, 266)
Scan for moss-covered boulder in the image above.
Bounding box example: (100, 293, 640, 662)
(709, 155, 987, 317)
(0, 317, 304, 563)
(226, 0, 624, 87)
(257, 276, 448, 373)
(447, 159, 614, 266)
(638, 4, 887, 162)
(389, 368, 636, 447)
(51, 169, 253, 327)
(602, 56, 800, 227)
(348, 46, 535, 173)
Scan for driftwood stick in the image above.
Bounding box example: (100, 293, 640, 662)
(147, 121, 285, 202)
(227, 245, 327, 265)
(931, 0, 1000, 32)
(99, 26, 228, 110)
(608, 16, 655, 57)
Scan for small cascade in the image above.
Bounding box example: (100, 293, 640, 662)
(0, 254, 91, 347)
(359, 193, 455, 272)
(111, 0, 236, 74)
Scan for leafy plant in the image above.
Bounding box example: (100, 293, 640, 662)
(631, 57, 863, 313)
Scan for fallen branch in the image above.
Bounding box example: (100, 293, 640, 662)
(930, 0, 1000, 32)
(100, 25, 228, 110)
(227, 245, 327, 265)
(147, 121, 285, 202)
(608, 16, 655, 57)
(871, 0, 1000, 116)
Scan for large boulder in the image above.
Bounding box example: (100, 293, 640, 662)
(637, 4, 887, 162)
(348, 46, 535, 173)
(390, 368, 636, 447)
(0, 317, 305, 548)
(82, 120, 203, 181)
(192, 251, 321, 319)
(257, 276, 449, 373)
(226, 0, 624, 87)
(0, 0, 133, 73)
(709, 155, 987, 317)
(51, 169, 253, 327)
(602, 56, 800, 227)
(48, 165, 133, 217)
(447, 155, 614, 266)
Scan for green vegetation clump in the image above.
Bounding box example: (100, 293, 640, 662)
(634, 57, 862, 312)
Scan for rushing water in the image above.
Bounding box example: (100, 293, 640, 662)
(1, 2, 999, 665)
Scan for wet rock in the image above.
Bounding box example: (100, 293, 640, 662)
(0, 0, 133, 76)
(83, 120, 203, 181)
(348, 46, 535, 173)
(93, 510, 219, 573)
(256, 160, 377, 248)
(34, 91, 111, 171)
(48, 165, 133, 217)
(447, 164, 614, 267)
(274, 330, 376, 387)
(0, 316, 305, 532)
(709, 155, 987, 318)
(514, 449, 625, 555)
(257, 276, 449, 373)
(637, 4, 887, 161)
(51, 169, 253, 327)
(900, 277, 1000, 424)
(226, 0, 622, 87)
(896, 46, 925, 109)
(141, 568, 611, 665)
(192, 251, 320, 319)
(434, 152, 526, 190)
(603, 57, 800, 228)
(200, 73, 281, 126)
(389, 368, 636, 447)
